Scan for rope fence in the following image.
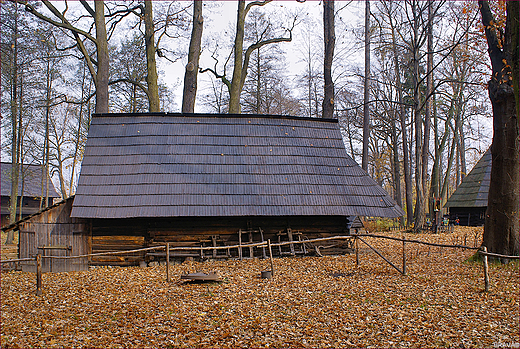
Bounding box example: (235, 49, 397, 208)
(2, 233, 517, 295)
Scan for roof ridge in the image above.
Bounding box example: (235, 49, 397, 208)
(92, 112, 339, 123)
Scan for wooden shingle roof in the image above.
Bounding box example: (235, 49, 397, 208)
(71, 113, 404, 219)
(1, 162, 60, 199)
(444, 149, 491, 208)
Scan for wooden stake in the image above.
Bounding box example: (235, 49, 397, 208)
(248, 231, 254, 258)
(212, 235, 217, 258)
(482, 246, 490, 292)
(166, 243, 170, 282)
(267, 239, 274, 277)
(355, 237, 359, 266)
(238, 230, 243, 260)
(287, 228, 295, 256)
(259, 228, 267, 259)
(36, 254, 42, 296)
(402, 238, 406, 275)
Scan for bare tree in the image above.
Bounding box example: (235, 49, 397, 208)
(18, 0, 110, 113)
(202, 1, 294, 114)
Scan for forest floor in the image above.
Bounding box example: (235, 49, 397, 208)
(1, 227, 518, 348)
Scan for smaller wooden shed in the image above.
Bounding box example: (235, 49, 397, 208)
(444, 149, 491, 226)
(2, 197, 89, 272)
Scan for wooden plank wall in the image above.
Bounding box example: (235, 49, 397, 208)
(19, 198, 89, 272)
(90, 218, 147, 266)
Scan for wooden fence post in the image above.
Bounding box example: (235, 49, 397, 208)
(238, 230, 243, 260)
(267, 239, 274, 277)
(482, 246, 490, 292)
(166, 242, 170, 283)
(355, 237, 359, 266)
(36, 254, 42, 296)
(402, 238, 406, 275)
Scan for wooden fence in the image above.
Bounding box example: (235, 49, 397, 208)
(2, 233, 518, 295)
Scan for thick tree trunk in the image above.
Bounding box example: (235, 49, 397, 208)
(484, 79, 519, 257)
(94, 1, 109, 113)
(182, 0, 203, 113)
(144, 0, 160, 112)
(423, 0, 433, 217)
(229, 1, 246, 114)
(390, 13, 413, 226)
(362, 0, 370, 171)
(480, 0, 519, 257)
(322, 0, 335, 119)
(412, 0, 425, 231)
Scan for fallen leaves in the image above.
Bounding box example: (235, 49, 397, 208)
(1, 227, 518, 348)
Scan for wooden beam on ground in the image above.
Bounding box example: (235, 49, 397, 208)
(357, 237, 403, 275)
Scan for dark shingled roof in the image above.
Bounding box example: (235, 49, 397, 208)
(444, 149, 491, 208)
(71, 113, 404, 219)
(1, 162, 60, 198)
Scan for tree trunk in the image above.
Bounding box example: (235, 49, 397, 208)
(423, 0, 433, 217)
(43, 60, 52, 209)
(94, 1, 109, 113)
(144, 0, 160, 112)
(8, 5, 19, 243)
(480, 0, 519, 257)
(390, 13, 413, 226)
(182, 0, 203, 113)
(362, 0, 370, 171)
(229, 0, 246, 114)
(457, 120, 466, 181)
(16, 68, 24, 222)
(412, 0, 425, 231)
(322, 0, 335, 119)
(255, 49, 261, 113)
(391, 111, 404, 226)
(70, 63, 87, 196)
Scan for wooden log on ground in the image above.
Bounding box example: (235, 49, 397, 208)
(358, 237, 403, 275)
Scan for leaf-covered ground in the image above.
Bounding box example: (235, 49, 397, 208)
(1, 227, 518, 348)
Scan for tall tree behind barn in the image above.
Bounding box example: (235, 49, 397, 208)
(479, 0, 519, 257)
(322, 0, 335, 119)
(182, 0, 203, 113)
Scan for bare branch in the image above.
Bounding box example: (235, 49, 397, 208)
(79, 0, 95, 17)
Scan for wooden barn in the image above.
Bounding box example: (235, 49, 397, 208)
(7, 113, 404, 268)
(444, 149, 491, 226)
(1, 162, 60, 227)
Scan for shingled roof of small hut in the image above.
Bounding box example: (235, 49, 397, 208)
(1, 162, 60, 199)
(71, 113, 404, 219)
(444, 148, 491, 208)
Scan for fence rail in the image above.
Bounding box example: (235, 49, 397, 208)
(1, 257, 35, 264)
(2, 233, 518, 294)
